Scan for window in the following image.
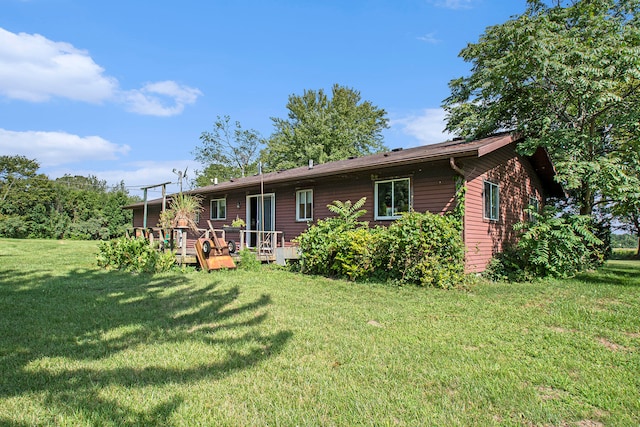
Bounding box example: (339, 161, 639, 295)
(527, 195, 539, 221)
(375, 178, 410, 220)
(296, 189, 313, 221)
(210, 198, 226, 220)
(483, 181, 499, 221)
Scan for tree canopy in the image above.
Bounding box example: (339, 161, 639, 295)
(0, 155, 136, 240)
(0, 155, 39, 204)
(262, 84, 389, 171)
(443, 0, 640, 215)
(193, 115, 264, 186)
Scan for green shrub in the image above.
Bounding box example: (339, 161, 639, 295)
(296, 198, 369, 278)
(487, 207, 604, 280)
(381, 211, 465, 288)
(483, 247, 531, 282)
(237, 248, 261, 271)
(611, 233, 639, 249)
(67, 218, 110, 240)
(332, 227, 384, 281)
(155, 249, 178, 272)
(96, 237, 175, 273)
(295, 217, 347, 275)
(295, 198, 466, 288)
(0, 215, 29, 238)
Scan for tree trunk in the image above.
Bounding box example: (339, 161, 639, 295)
(579, 182, 594, 216)
(634, 218, 640, 259)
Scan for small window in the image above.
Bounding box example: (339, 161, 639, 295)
(527, 196, 539, 221)
(375, 178, 410, 220)
(296, 189, 313, 221)
(210, 198, 226, 220)
(484, 181, 499, 221)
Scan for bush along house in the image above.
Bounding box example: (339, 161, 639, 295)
(124, 133, 564, 272)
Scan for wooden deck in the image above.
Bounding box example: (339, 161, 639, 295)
(129, 226, 300, 267)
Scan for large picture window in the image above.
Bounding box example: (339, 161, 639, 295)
(483, 181, 499, 221)
(296, 189, 313, 221)
(375, 178, 410, 220)
(210, 198, 226, 220)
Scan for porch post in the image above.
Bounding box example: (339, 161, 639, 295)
(142, 188, 148, 229)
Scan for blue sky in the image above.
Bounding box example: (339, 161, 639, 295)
(1, 0, 526, 198)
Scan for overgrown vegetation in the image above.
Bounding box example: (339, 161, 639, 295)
(486, 207, 605, 281)
(237, 247, 262, 271)
(444, 0, 640, 218)
(0, 155, 136, 240)
(382, 211, 465, 288)
(96, 237, 176, 273)
(295, 198, 465, 288)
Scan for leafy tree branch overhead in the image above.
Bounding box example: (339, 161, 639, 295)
(443, 0, 640, 216)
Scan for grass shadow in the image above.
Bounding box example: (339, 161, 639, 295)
(0, 266, 292, 424)
(573, 260, 640, 287)
(609, 249, 639, 260)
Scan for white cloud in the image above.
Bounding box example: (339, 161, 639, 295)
(0, 27, 201, 115)
(417, 32, 441, 44)
(0, 27, 117, 103)
(0, 129, 130, 166)
(430, 0, 474, 10)
(123, 81, 203, 117)
(391, 108, 456, 146)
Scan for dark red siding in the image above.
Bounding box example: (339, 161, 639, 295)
(463, 145, 545, 272)
(183, 162, 459, 245)
(129, 141, 552, 273)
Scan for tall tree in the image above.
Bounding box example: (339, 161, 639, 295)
(0, 157, 135, 240)
(443, 0, 640, 215)
(263, 84, 389, 171)
(193, 115, 264, 186)
(610, 140, 640, 256)
(0, 155, 39, 203)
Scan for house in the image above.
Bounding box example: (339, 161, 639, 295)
(125, 133, 564, 272)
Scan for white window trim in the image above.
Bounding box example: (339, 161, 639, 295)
(374, 177, 411, 220)
(210, 198, 227, 220)
(483, 180, 500, 221)
(296, 189, 313, 222)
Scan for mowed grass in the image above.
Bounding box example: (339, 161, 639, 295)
(0, 239, 638, 426)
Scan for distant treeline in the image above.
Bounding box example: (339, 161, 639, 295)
(0, 155, 138, 240)
(611, 233, 639, 249)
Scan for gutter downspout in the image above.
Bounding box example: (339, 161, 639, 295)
(449, 156, 467, 268)
(449, 157, 464, 177)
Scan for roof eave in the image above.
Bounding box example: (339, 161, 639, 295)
(122, 133, 524, 209)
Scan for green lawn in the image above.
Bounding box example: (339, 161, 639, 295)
(0, 239, 638, 426)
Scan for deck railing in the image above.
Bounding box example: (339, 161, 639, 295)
(239, 230, 284, 258)
(128, 227, 286, 262)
